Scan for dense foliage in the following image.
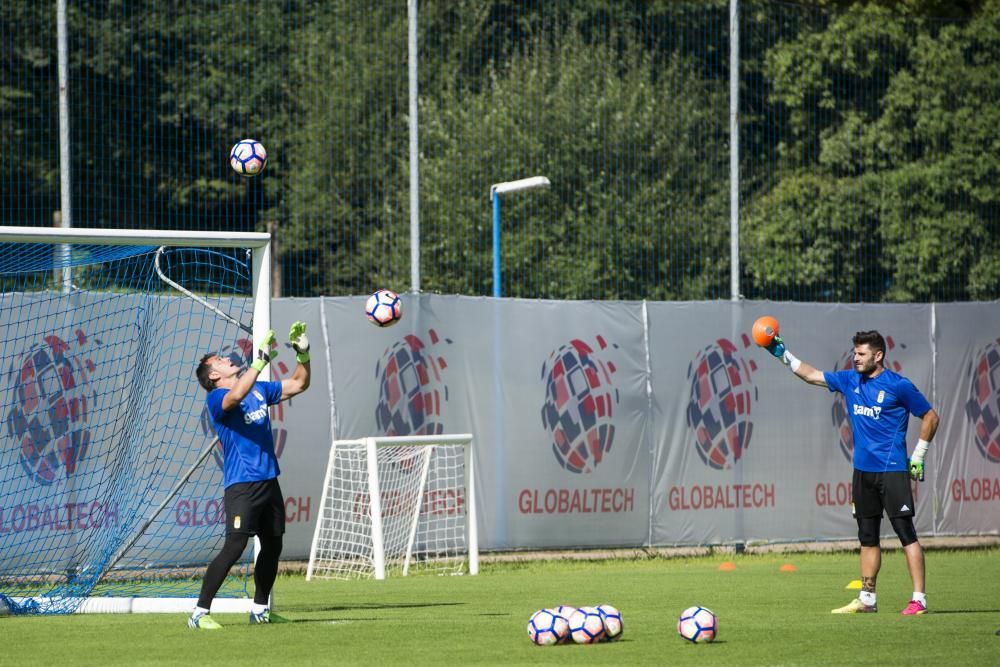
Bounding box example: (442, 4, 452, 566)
(2, 1, 997, 300)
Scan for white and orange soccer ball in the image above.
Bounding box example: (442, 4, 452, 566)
(365, 289, 402, 327)
(229, 139, 267, 176)
(527, 608, 569, 646)
(552, 606, 576, 643)
(568, 606, 606, 644)
(597, 603, 623, 641)
(677, 605, 717, 643)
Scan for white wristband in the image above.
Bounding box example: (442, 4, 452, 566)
(911, 438, 930, 464)
(783, 350, 801, 372)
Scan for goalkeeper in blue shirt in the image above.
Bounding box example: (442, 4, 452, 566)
(765, 329, 939, 616)
(189, 321, 312, 629)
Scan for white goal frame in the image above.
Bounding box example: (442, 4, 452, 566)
(0, 226, 271, 614)
(306, 434, 478, 581)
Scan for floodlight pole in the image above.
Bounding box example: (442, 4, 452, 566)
(56, 0, 72, 292)
(489, 176, 550, 297)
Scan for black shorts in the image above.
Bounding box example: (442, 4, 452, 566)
(223, 478, 285, 536)
(852, 470, 915, 519)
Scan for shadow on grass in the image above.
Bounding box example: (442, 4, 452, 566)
(284, 601, 466, 613)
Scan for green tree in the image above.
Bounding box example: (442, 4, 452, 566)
(282, 2, 410, 296)
(419, 23, 729, 299)
(745, 1, 1000, 301)
(1, 3, 59, 224)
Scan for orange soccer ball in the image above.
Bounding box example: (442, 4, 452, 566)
(751, 315, 780, 347)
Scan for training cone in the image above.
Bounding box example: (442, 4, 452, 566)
(719, 561, 737, 571)
(779, 563, 797, 572)
(846, 580, 862, 590)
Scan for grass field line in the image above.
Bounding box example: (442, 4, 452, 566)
(273, 535, 1000, 573)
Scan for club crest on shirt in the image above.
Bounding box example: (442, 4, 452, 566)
(877, 390, 885, 404)
(234, 515, 241, 529)
(253, 389, 264, 401)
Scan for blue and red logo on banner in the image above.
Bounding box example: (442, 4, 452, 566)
(540, 336, 620, 474)
(375, 329, 451, 436)
(966, 337, 1000, 464)
(685, 336, 757, 470)
(7, 331, 97, 485)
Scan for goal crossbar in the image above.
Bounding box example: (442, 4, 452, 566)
(0, 225, 270, 248)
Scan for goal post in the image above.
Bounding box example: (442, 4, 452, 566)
(306, 434, 478, 581)
(0, 226, 271, 614)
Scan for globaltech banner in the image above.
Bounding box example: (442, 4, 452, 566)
(4, 295, 996, 566)
(321, 296, 652, 550)
(312, 296, 998, 552)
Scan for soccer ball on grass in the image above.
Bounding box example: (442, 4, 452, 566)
(527, 608, 569, 646)
(677, 605, 717, 643)
(596, 603, 623, 641)
(568, 606, 606, 644)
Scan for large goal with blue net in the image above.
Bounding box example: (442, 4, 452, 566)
(0, 227, 272, 614)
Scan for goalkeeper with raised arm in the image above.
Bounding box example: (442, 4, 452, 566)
(189, 321, 312, 629)
(764, 329, 939, 616)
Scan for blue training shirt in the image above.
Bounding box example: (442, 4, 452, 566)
(205, 380, 284, 488)
(823, 368, 931, 473)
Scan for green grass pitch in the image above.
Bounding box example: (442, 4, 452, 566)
(5, 549, 1000, 666)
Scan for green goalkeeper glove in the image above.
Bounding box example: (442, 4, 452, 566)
(287, 321, 310, 364)
(766, 335, 787, 360)
(250, 330, 277, 372)
(908, 439, 929, 482)
(766, 335, 802, 371)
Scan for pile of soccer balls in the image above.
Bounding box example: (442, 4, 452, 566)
(527, 604, 623, 646)
(526, 603, 717, 646)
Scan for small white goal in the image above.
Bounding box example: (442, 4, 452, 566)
(306, 434, 478, 581)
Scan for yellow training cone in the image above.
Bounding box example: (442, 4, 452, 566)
(846, 580, 862, 590)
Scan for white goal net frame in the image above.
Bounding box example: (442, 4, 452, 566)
(0, 226, 272, 614)
(306, 434, 479, 581)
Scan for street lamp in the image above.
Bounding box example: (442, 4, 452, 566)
(489, 176, 551, 298)
(487, 175, 550, 547)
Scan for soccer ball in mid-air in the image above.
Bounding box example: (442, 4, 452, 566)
(677, 606, 717, 643)
(229, 139, 267, 176)
(597, 604, 623, 641)
(568, 606, 606, 644)
(527, 608, 569, 646)
(365, 289, 402, 327)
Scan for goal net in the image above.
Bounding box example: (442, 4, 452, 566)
(0, 227, 271, 614)
(306, 435, 478, 580)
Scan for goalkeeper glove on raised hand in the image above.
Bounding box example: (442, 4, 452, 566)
(766, 335, 786, 360)
(766, 335, 801, 371)
(250, 330, 277, 372)
(909, 439, 929, 481)
(287, 321, 310, 364)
